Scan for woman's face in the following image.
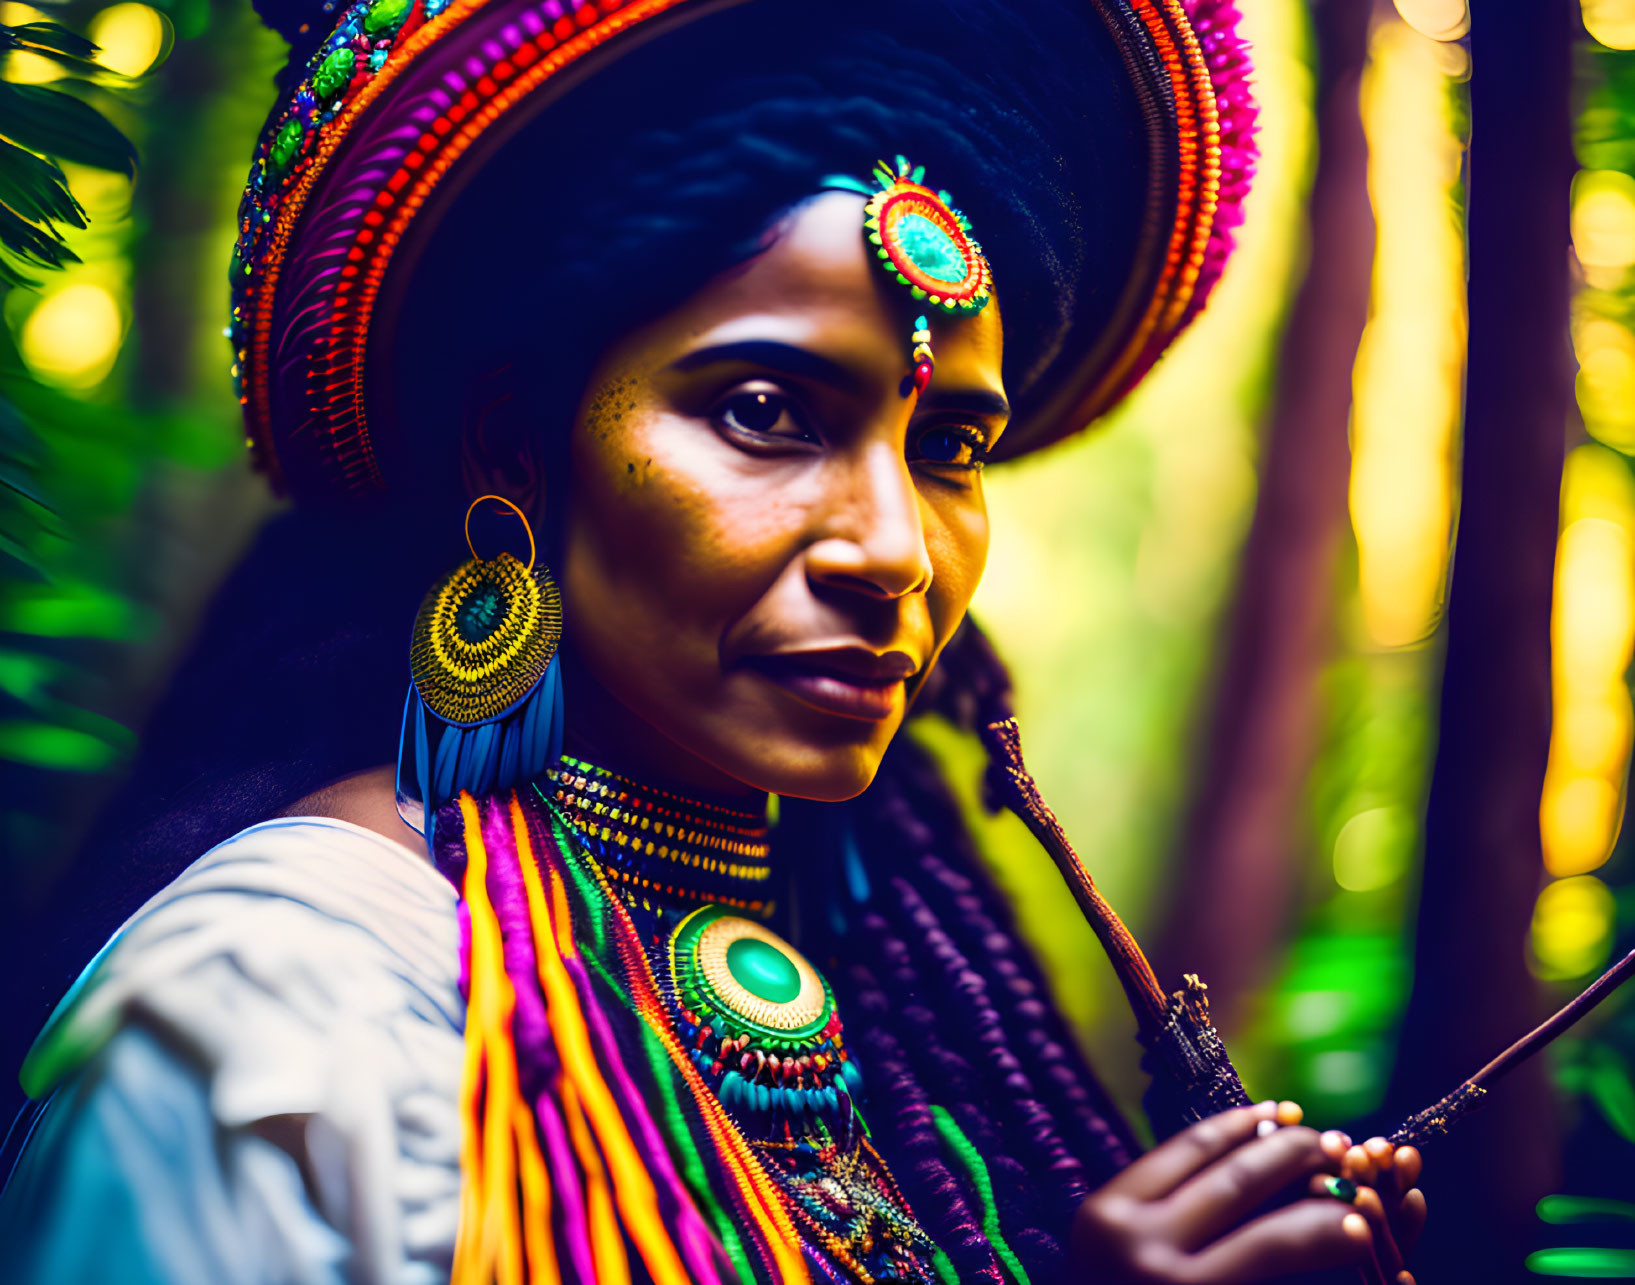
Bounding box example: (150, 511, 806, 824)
(555, 191, 1008, 802)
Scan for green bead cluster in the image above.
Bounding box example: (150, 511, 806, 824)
(364, 0, 413, 36)
(314, 47, 356, 102)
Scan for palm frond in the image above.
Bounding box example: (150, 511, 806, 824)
(0, 82, 138, 177)
(0, 140, 86, 232)
(0, 21, 100, 69)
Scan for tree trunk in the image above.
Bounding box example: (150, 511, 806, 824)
(1154, 0, 1374, 1024)
(1385, 3, 1573, 1280)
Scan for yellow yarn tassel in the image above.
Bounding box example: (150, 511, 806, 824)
(452, 792, 528, 1285)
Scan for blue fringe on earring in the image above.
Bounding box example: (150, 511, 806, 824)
(395, 498, 564, 840)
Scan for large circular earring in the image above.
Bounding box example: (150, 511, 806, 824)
(395, 494, 565, 839)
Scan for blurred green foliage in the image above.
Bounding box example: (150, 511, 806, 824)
(0, 0, 280, 870)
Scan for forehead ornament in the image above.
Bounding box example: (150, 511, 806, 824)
(822, 156, 992, 396)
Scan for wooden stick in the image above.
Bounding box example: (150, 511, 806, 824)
(1390, 947, 1635, 1147)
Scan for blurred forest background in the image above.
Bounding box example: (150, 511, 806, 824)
(1, 0, 1633, 1279)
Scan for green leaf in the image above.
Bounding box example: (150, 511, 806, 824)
(3, 22, 100, 67)
(0, 201, 79, 268)
(0, 83, 136, 176)
(0, 252, 40, 288)
(0, 138, 85, 230)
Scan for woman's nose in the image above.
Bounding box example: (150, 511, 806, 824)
(805, 441, 934, 599)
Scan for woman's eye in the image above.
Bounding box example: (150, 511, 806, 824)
(911, 424, 989, 471)
(712, 387, 813, 443)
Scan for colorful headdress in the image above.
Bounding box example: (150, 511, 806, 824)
(230, 0, 1256, 499)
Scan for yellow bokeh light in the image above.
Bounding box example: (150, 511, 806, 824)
(1556, 519, 1635, 675)
(1584, 0, 1635, 50)
(3, 50, 63, 82)
(1540, 771, 1625, 876)
(1575, 319, 1635, 452)
(1332, 805, 1414, 892)
(1350, 20, 1468, 648)
(1392, 0, 1470, 42)
(1561, 438, 1635, 525)
(1531, 875, 1616, 979)
(88, 3, 168, 78)
(1556, 697, 1632, 777)
(18, 283, 123, 388)
(1572, 171, 1635, 272)
(1540, 445, 1635, 877)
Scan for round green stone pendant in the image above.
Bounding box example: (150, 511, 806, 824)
(726, 936, 802, 1004)
(670, 905, 834, 1040)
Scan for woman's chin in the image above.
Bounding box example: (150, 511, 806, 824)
(705, 729, 890, 804)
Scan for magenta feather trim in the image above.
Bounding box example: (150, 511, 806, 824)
(1185, 0, 1259, 324)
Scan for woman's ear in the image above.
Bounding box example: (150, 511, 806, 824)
(458, 363, 549, 523)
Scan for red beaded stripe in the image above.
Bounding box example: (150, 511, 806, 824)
(1082, 0, 1221, 412)
(335, 0, 690, 470)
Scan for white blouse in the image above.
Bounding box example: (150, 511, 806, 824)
(0, 817, 467, 1284)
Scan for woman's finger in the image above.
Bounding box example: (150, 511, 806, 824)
(1368, 1142, 1402, 1212)
(1396, 1188, 1428, 1257)
(1354, 1184, 1406, 1278)
(1394, 1146, 1423, 1190)
(1179, 1198, 1375, 1285)
(1343, 1143, 1378, 1186)
(1099, 1102, 1280, 1201)
(1165, 1125, 1339, 1249)
(1306, 1173, 1403, 1280)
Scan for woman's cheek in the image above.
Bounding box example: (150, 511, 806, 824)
(926, 491, 990, 632)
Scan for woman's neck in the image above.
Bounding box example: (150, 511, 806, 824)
(544, 752, 778, 923)
(559, 642, 769, 808)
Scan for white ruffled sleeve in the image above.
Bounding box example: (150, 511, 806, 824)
(0, 817, 467, 1285)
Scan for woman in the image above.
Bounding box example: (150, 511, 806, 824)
(0, 0, 1428, 1281)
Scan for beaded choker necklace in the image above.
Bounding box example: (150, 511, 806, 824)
(544, 753, 777, 921)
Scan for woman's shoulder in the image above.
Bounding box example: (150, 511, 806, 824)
(22, 814, 464, 1110)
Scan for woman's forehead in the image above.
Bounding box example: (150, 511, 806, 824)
(625, 192, 1005, 393)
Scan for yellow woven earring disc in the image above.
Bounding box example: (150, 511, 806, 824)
(410, 552, 562, 726)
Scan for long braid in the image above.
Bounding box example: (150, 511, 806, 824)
(802, 619, 1140, 1277)
(844, 962, 1007, 1284)
(882, 745, 1139, 1177)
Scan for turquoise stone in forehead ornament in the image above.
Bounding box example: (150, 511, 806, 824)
(896, 212, 968, 284)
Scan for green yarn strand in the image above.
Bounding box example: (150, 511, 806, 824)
(929, 1104, 1033, 1285)
(634, 1019, 758, 1285)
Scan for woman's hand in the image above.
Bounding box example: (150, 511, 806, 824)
(1070, 1101, 1421, 1284)
(1315, 1132, 1428, 1284)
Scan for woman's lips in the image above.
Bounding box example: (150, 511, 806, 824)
(744, 648, 918, 722)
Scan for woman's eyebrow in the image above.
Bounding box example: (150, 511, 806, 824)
(921, 388, 1011, 421)
(670, 340, 865, 393)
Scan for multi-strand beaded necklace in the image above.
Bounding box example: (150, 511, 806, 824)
(545, 753, 777, 924)
(541, 755, 944, 1283)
